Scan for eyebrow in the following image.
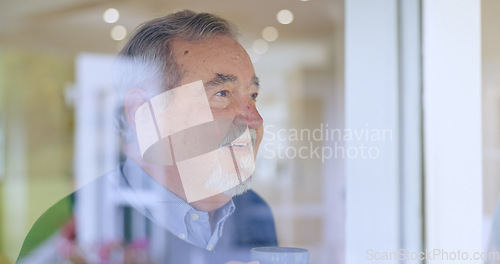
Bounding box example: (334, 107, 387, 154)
(251, 76, 260, 90)
(204, 73, 260, 90)
(205, 73, 237, 87)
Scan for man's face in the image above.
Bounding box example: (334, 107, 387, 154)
(169, 35, 263, 199)
(171, 35, 263, 152)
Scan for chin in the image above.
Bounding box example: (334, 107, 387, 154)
(223, 175, 254, 197)
(202, 145, 255, 196)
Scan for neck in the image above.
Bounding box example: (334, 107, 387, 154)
(189, 193, 232, 212)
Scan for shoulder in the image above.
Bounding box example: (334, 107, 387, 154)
(232, 190, 275, 222)
(17, 193, 75, 261)
(17, 167, 121, 262)
(227, 189, 278, 246)
(233, 189, 268, 206)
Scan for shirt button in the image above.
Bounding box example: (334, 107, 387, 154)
(207, 244, 214, 251)
(178, 233, 186, 240)
(190, 213, 200, 221)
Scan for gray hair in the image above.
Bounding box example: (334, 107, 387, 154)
(114, 10, 239, 142)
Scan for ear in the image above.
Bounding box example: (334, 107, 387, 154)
(124, 88, 149, 132)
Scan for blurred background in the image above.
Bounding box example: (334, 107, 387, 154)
(2, 0, 500, 263)
(0, 0, 344, 263)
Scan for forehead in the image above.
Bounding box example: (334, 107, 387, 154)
(171, 35, 255, 84)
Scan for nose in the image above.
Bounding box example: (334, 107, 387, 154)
(234, 100, 263, 129)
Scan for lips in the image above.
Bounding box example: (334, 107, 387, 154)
(222, 140, 251, 148)
(220, 127, 252, 157)
(231, 142, 248, 147)
(230, 141, 252, 156)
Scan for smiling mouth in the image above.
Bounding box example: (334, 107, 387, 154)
(230, 142, 250, 147)
(221, 133, 254, 149)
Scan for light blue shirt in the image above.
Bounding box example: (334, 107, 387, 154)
(120, 159, 235, 251)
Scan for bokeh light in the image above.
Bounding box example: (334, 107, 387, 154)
(103, 8, 120, 24)
(252, 39, 269, 54)
(111, 25, 127, 41)
(277, 9, 294, 25)
(262, 26, 279, 42)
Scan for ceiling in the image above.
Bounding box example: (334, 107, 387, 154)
(0, 0, 343, 55)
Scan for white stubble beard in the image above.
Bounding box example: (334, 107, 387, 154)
(203, 129, 257, 197)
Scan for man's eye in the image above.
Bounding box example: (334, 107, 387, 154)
(251, 93, 259, 100)
(215, 90, 229, 97)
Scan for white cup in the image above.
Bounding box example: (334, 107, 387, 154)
(250, 247, 309, 264)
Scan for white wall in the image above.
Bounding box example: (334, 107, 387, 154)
(345, 1, 400, 263)
(423, 0, 482, 263)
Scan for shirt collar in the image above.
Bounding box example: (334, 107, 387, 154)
(120, 158, 235, 249)
(121, 159, 190, 231)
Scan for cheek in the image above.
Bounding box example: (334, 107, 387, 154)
(210, 106, 237, 120)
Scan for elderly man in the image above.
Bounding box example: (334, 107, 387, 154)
(18, 10, 277, 264)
